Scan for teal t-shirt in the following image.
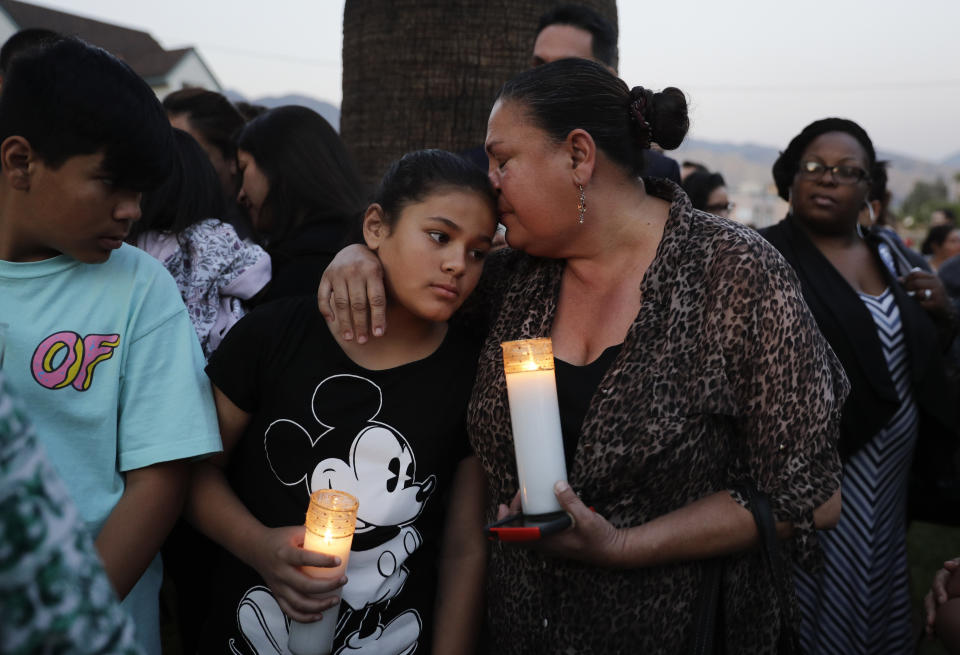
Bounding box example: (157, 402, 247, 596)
(0, 244, 222, 655)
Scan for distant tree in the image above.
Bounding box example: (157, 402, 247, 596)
(902, 177, 951, 223)
(341, 0, 618, 185)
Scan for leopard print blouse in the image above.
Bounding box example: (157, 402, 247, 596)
(467, 179, 847, 654)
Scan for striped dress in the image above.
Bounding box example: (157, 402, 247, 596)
(794, 287, 918, 654)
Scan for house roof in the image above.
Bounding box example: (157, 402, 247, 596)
(0, 0, 192, 80)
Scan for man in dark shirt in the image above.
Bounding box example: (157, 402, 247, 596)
(465, 4, 681, 183)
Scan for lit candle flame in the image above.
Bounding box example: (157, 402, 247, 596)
(521, 357, 538, 371)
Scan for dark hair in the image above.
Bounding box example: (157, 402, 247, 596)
(0, 37, 173, 190)
(868, 160, 888, 203)
(371, 149, 495, 228)
(682, 171, 726, 211)
(922, 223, 959, 255)
(128, 129, 227, 245)
(934, 207, 957, 223)
(0, 28, 60, 75)
(237, 105, 365, 243)
(162, 87, 245, 162)
(682, 160, 709, 174)
(235, 101, 268, 122)
(772, 117, 876, 201)
(866, 160, 893, 226)
(536, 4, 618, 70)
(497, 58, 688, 177)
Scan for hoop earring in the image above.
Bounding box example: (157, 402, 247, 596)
(864, 200, 876, 225)
(577, 184, 586, 224)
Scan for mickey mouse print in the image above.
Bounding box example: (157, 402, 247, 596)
(233, 375, 441, 655)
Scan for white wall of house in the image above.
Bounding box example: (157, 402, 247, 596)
(0, 13, 19, 46)
(151, 50, 220, 97)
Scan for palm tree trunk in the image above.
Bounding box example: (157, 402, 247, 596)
(341, 0, 617, 184)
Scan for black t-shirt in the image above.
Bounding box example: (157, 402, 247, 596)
(200, 297, 479, 654)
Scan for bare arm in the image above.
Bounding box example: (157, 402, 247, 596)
(185, 386, 345, 622)
(433, 456, 487, 655)
(95, 458, 189, 600)
(498, 482, 841, 568)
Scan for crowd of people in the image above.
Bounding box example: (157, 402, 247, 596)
(0, 5, 959, 655)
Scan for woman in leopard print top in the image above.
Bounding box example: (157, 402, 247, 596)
(320, 59, 846, 654)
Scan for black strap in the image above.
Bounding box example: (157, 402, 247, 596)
(689, 558, 724, 655)
(688, 484, 801, 655)
(737, 484, 800, 654)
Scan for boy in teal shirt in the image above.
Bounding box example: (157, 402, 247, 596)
(0, 38, 221, 655)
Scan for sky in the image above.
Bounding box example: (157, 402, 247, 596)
(32, 0, 960, 163)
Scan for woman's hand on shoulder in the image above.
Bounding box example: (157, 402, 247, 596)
(924, 557, 960, 636)
(497, 482, 628, 567)
(317, 244, 386, 344)
(248, 524, 347, 623)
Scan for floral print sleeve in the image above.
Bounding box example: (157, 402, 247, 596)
(0, 373, 142, 655)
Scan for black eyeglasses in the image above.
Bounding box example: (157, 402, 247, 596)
(798, 160, 869, 185)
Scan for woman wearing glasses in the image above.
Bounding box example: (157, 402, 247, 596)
(761, 118, 959, 654)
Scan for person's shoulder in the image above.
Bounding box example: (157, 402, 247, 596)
(248, 295, 318, 320)
(209, 296, 324, 380)
(643, 150, 681, 184)
(691, 210, 776, 255)
(99, 242, 172, 278)
(88, 244, 183, 308)
(232, 296, 320, 341)
(687, 211, 795, 284)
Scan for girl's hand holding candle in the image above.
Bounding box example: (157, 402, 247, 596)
(247, 524, 347, 622)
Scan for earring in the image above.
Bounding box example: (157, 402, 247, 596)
(577, 184, 586, 224)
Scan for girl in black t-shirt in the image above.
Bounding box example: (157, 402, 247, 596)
(188, 150, 496, 655)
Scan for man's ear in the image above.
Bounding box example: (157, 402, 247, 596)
(566, 128, 596, 186)
(0, 136, 34, 191)
(361, 204, 389, 251)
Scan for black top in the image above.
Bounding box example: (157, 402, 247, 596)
(555, 344, 623, 470)
(202, 297, 479, 654)
(760, 216, 959, 523)
(259, 220, 349, 304)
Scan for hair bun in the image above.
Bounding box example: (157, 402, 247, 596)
(628, 86, 654, 150)
(648, 87, 689, 150)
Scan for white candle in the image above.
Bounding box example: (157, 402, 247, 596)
(287, 490, 358, 655)
(501, 338, 568, 517)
